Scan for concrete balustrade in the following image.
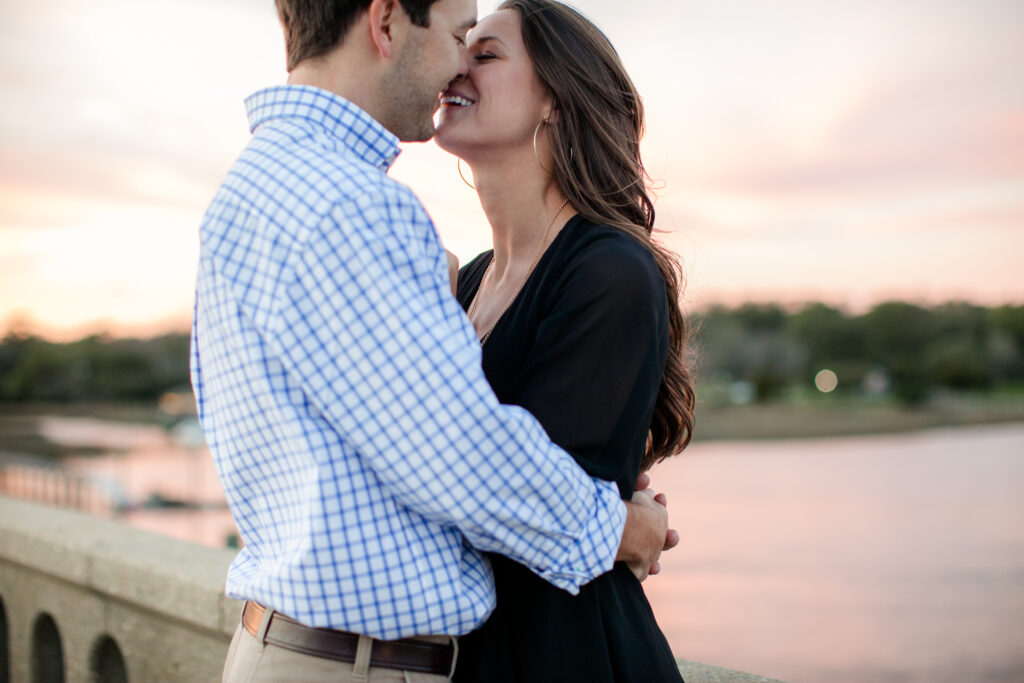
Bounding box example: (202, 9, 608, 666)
(0, 496, 239, 682)
(0, 496, 782, 682)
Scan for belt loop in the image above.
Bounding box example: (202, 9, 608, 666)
(447, 636, 459, 680)
(255, 607, 275, 651)
(352, 634, 373, 680)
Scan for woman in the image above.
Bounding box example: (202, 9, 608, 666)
(434, 1, 696, 680)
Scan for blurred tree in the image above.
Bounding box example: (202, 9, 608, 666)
(860, 302, 935, 404)
(926, 303, 993, 389)
(990, 305, 1024, 382)
(990, 305, 1024, 346)
(733, 303, 786, 332)
(788, 303, 867, 390)
(0, 333, 190, 403)
(692, 306, 803, 401)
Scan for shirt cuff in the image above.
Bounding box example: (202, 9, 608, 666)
(535, 479, 627, 594)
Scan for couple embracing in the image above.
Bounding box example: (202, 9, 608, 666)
(192, 0, 696, 681)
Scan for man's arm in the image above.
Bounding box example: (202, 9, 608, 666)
(260, 189, 652, 593)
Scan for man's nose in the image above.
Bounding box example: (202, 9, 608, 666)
(452, 45, 471, 83)
(447, 71, 467, 91)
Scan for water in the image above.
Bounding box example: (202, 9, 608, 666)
(644, 424, 1024, 682)
(4, 417, 1023, 682)
(2, 415, 237, 548)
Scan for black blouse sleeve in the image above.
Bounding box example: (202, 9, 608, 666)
(509, 234, 669, 498)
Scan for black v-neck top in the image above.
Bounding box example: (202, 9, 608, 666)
(453, 215, 683, 682)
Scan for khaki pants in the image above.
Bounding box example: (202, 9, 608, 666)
(223, 617, 455, 683)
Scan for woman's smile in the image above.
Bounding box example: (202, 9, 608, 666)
(440, 94, 476, 108)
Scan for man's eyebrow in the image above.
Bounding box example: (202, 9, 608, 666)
(459, 18, 478, 31)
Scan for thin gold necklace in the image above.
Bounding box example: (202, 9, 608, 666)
(467, 198, 569, 345)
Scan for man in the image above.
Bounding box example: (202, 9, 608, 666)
(191, 0, 675, 680)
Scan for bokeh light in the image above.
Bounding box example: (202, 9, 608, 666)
(815, 369, 839, 393)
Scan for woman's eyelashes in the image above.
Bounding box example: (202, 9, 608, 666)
(473, 52, 497, 62)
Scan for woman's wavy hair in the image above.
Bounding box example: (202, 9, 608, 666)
(499, 0, 696, 468)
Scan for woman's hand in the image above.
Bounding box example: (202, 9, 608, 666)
(445, 249, 460, 295)
(624, 473, 679, 580)
(618, 491, 668, 581)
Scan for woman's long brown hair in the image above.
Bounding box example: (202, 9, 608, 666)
(500, 0, 696, 468)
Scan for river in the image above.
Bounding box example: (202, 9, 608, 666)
(4, 418, 1023, 682)
(645, 423, 1024, 682)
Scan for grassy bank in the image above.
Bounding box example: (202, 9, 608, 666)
(693, 391, 1024, 441)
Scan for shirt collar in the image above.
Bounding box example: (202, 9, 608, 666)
(245, 85, 401, 172)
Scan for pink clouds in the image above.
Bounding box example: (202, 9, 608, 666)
(676, 74, 1024, 201)
(1, 0, 1022, 336)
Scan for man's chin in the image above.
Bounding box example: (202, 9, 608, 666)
(398, 121, 438, 144)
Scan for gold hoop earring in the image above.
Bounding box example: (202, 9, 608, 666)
(533, 120, 551, 174)
(457, 158, 475, 190)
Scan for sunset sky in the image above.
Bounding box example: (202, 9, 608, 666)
(2, 0, 1022, 339)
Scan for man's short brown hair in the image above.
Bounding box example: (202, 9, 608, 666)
(275, 0, 442, 71)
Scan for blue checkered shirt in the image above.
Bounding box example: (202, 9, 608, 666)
(190, 85, 626, 639)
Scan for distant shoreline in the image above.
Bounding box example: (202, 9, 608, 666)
(3, 398, 1024, 458)
(693, 395, 1024, 442)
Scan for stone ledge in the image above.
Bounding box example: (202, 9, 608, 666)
(678, 659, 786, 682)
(0, 495, 242, 636)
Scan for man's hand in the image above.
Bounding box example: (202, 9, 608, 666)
(445, 249, 459, 295)
(615, 474, 679, 581)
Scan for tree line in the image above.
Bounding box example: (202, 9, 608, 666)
(1, 301, 1022, 406)
(0, 333, 190, 404)
(694, 301, 1024, 403)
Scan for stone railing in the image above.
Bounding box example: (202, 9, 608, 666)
(0, 496, 783, 682)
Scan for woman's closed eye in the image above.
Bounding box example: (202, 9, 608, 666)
(474, 52, 497, 62)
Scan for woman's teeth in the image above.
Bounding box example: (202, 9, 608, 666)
(441, 96, 474, 107)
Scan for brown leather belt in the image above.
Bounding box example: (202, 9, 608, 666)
(241, 601, 455, 676)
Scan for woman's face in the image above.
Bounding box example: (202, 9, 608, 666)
(433, 10, 552, 160)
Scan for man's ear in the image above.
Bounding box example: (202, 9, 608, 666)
(367, 0, 403, 59)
